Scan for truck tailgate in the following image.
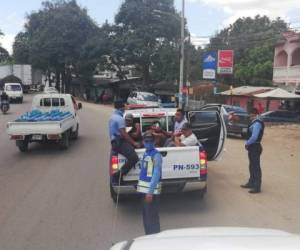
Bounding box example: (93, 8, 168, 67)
(119, 146, 201, 182)
(7, 116, 74, 135)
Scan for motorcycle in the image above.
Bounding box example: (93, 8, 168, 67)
(1, 100, 10, 114)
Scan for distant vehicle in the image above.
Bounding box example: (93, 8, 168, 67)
(111, 227, 300, 250)
(109, 105, 226, 202)
(127, 91, 160, 107)
(44, 86, 59, 94)
(7, 93, 82, 152)
(0, 100, 9, 114)
(4, 83, 23, 103)
(200, 104, 250, 138)
(260, 110, 300, 123)
(0, 64, 32, 93)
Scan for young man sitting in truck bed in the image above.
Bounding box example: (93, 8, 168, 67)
(174, 122, 200, 147)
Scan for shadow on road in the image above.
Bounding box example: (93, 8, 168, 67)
(116, 191, 209, 217)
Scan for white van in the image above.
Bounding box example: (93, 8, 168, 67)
(4, 83, 23, 103)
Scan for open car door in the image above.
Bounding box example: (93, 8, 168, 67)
(188, 110, 226, 160)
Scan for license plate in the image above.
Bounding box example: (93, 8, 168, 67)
(32, 134, 43, 140)
(242, 128, 248, 133)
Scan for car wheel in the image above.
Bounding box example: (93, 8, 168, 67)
(16, 139, 29, 152)
(59, 131, 70, 150)
(110, 183, 125, 203)
(70, 125, 79, 140)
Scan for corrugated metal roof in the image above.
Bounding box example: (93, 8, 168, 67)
(220, 86, 274, 96)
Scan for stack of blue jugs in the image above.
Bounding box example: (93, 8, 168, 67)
(16, 109, 72, 122)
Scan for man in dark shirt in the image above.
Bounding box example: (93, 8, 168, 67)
(241, 108, 265, 194)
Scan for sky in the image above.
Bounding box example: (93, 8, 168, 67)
(0, 0, 300, 53)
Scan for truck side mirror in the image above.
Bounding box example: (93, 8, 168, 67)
(78, 103, 82, 110)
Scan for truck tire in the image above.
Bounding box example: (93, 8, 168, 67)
(19, 97, 23, 103)
(16, 139, 29, 152)
(110, 183, 125, 203)
(70, 125, 79, 140)
(60, 131, 70, 150)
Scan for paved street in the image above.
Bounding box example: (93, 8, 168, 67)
(0, 94, 300, 250)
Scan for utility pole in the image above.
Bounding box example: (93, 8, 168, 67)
(179, 0, 185, 108)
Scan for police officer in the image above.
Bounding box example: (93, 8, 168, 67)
(137, 131, 162, 235)
(241, 107, 265, 194)
(109, 100, 140, 184)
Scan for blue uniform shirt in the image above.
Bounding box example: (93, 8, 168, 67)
(109, 110, 125, 141)
(148, 153, 162, 194)
(246, 121, 262, 146)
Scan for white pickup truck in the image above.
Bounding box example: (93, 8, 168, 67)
(109, 106, 226, 201)
(7, 93, 82, 152)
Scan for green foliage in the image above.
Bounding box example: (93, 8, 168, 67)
(0, 30, 11, 63)
(23, 0, 102, 91)
(112, 0, 182, 84)
(208, 15, 288, 85)
(13, 32, 30, 64)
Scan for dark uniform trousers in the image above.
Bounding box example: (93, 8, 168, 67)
(248, 143, 263, 188)
(111, 139, 139, 175)
(142, 194, 160, 235)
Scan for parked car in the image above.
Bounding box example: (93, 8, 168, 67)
(127, 91, 160, 107)
(111, 227, 300, 250)
(260, 110, 300, 123)
(4, 82, 23, 103)
(199, 104, 250, 138)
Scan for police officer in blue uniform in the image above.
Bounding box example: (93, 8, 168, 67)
(241, 107, 265, 194)
(137, 131, 162, 235)
(109, 100, 140, 184)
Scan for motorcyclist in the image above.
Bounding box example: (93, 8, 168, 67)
(0, 91, 10, 109)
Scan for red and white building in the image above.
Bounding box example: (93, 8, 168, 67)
(273, 32, 300, 93)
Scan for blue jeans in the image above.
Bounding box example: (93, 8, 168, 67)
(142, 194, 160, 235)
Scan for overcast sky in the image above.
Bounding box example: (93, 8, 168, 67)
(0, 0, 300, 53)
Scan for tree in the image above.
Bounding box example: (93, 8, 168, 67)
(0, 29, 10, 63)
(13, 32, 30, 64)
(208, 15, 288, 85)
(113, 0, 182, 85)
(24, 0, 102, 92)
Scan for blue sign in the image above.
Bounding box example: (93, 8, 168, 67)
(203, 51, 217, 79)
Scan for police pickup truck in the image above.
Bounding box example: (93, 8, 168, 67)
(110, 106, 226, 201)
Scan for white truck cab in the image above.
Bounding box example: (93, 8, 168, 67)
(4, 83, 23, 103)
(109, 106, 226, 201)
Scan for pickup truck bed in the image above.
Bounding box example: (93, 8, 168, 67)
(110, 146, 208, 201)
(7, 115, 75, 136)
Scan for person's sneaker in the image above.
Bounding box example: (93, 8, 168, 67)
(249, 188, 261, 194)
(240, 183, 254, 189)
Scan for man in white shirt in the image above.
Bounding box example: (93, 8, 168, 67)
(174, 122, 199, 147)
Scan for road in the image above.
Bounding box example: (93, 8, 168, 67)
(0, 94, 300, 250)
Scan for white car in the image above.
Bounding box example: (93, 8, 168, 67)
(111, 227, 300, 250)
(4, 82, 23, 103)
(127, 91, 160, 107)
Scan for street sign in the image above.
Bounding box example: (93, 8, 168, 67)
(203, 51, 217, 79)
(217, 50, 234, 74)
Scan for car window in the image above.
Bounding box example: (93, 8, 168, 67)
(6, 85, 21, 91)
(52, 98, 60, 106)
(224, 106, 247, 113)
(141, 116, 168, 132)
(189, 111, 218, 125)
(140, 93, 158, 102)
